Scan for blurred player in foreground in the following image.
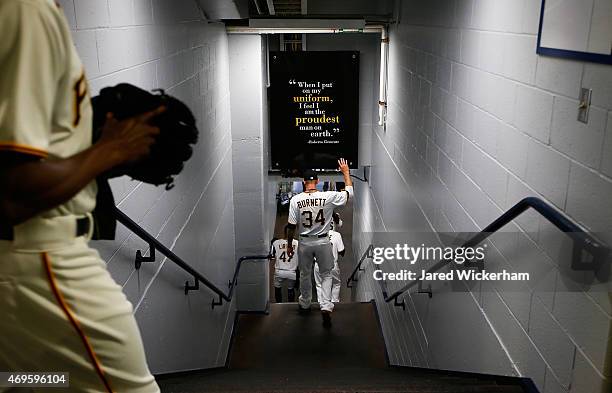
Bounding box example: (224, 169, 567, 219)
(0, 1, 163, 391)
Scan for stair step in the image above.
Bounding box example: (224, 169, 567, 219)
(158, 368, 527, 393)
(179, 385, 523, 393)
(229, 303, 388, 369)
(157, 302, 532, 393)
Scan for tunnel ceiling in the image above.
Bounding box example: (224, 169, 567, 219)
(270, 0, 302, 16)
(216, 0, 394, 24)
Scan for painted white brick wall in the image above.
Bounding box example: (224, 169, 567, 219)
(306, 33, 380, 166)
(59, 0, 236, 373)
(228, 35, 270, 312)
(352, 1, 612, 393)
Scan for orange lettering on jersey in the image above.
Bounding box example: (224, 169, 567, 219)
(73, 72, 88, 127)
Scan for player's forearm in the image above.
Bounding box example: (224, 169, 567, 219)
(286, 225, 296, 245)
(343, 170, 352, 188)
(0, 142, 124, 225)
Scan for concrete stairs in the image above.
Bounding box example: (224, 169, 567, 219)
(156, 303, 536, 393)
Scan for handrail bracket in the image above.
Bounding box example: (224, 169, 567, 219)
(417, 282, 432, 298)
(211, 295, 223, 309)
(135, 242, 156, 270)
(184, 278, 200, 295)
(347, 244, 374, 288)
(571, 239, 610, 273)
(393, 297, 406, 309)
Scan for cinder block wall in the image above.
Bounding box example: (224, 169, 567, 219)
(58, 0, 236, 373)
(306, 33, 380, 166)
(352, 1, 611, 392)
(228, 35, 271, 311)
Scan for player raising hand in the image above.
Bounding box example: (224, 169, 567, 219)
(286, 158, 353, 328)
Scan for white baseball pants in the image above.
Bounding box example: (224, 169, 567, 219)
(314, 261, 341, 303)
(297, 239, 334, 312)
(0, 215, 158, 393)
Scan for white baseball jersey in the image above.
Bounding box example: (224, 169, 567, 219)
(288, 190, 349, 238)
(330, 216, 343, 231)
(328, 230, 344, 263)
(0, 0, 96, 219)
(0, 3, 159, 390)
(271, 239, 299, 272)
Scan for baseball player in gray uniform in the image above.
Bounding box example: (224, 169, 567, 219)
(0, 1, 163, 391)
(287, 159, 353, 327)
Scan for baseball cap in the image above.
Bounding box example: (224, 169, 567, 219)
(303, 169, 318, 181)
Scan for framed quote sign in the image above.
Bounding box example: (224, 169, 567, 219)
(269, 51, 359, 172)
(537, 0, 612, 64)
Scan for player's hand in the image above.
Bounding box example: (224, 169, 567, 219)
(338, 158, 350, 175)
(287, 244, 294, 258)
(97, 106, 166, 166)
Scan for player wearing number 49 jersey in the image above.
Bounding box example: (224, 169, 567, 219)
(287, 158, 353, 328)
(271, 226, 299, 303)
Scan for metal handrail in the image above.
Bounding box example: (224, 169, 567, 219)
(347, 197, 609, 306)
(346, 244, 374, 288)
(113, 206, 271, 308)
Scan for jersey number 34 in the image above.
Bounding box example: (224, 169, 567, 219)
(301, 209, 325, 228)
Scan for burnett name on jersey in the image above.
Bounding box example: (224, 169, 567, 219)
(296, 198, 327, 209)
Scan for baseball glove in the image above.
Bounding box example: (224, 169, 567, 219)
(92, 83, 199, 190)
